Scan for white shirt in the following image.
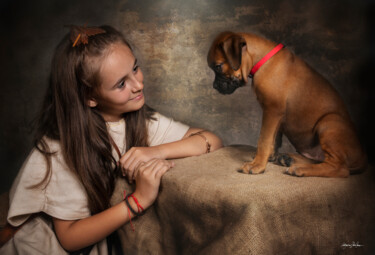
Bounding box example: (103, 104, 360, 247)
(1, 112, 189, 255)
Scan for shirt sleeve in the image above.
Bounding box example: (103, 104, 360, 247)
(7, 139, 91, 226)
(147, 112, 190, 146)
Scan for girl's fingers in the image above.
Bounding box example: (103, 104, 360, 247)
(142, 158, 159, 169)
(119, 149, 135, 173)
(120, 147, 133, 163)
(151, 160, 173, 178)
(138, 159, 166, 173)
(136, 158, 158, 175)
(129, 159, 144, 179)
(134, 159, 173, 187)
(153, 164, 169, 179)
(124, 156, 136, 174)
(131, 160, 149, 180)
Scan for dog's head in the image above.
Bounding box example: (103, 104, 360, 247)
(207, 31, 249, 95)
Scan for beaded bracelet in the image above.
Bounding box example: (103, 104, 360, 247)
(188, 130, 211, 153)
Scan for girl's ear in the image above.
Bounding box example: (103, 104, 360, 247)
(88, 98, 98, 108)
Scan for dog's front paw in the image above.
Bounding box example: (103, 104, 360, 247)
(240, 161, 266, 174)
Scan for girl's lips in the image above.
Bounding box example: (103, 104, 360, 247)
(130, 93, 143, 101)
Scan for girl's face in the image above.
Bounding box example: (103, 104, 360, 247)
(91, 42, 145, 122)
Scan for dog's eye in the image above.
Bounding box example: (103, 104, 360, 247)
(214, 64, 223, 73)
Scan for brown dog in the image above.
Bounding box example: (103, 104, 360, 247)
(207, 31, 367, 177)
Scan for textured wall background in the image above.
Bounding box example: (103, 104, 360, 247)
(0, 0, 374, 192)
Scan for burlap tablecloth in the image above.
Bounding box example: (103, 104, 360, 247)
(111, 145, 375, 255)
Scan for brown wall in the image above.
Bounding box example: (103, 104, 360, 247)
(1, 0, 374, 192)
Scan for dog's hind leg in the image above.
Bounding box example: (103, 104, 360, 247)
(270, 153, 318, 167)
(285, 114, 366, 177)
(285, 161, 349, 177)
(267, 131, 320, 167)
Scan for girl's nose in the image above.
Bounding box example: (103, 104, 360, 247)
(131, 77, 143, 92)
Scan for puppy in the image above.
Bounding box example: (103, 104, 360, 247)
(207, 31, 367, 177)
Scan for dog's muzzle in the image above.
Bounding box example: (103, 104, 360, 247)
(213, 73, 245, 95)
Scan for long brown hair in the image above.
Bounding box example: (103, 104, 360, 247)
(33, 25, 154, 214)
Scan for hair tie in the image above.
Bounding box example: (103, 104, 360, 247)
(66, 25, 106, 47)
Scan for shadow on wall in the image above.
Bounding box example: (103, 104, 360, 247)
(0, 0, 373, 193)
(357, 2, 375, 167)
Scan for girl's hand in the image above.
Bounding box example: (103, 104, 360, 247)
(119, 146, 164, 183)
(132, 158, 174, 209)
(52, 159, 173, 251)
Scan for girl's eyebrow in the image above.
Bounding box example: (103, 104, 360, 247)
(111, 58, 138, 88)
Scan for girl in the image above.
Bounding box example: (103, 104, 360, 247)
(0, 25, 222, 254)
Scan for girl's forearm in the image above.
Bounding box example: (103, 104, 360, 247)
(157, 129, 223, 159)
(53, 199, 137, 252)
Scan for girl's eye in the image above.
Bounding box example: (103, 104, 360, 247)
(133, 65, 139, 73)
(117, 80, 125, 89)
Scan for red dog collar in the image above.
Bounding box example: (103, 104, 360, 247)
(249, 43, 285, 78)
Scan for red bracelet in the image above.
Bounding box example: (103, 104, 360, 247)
(123, 191, 146, 232)
(123, 191, 135, 232)
(129, 194, 144, 214)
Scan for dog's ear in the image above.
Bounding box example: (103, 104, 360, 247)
(221, 34, 246, 71)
